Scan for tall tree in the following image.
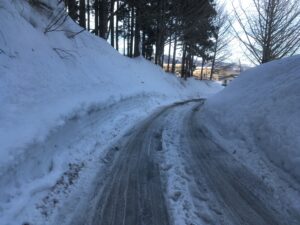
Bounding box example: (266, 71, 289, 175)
(177, 0, 216, 78)
(64, 0, 217, 79)
(232, 0, 300, 64)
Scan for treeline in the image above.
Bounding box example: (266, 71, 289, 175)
(64, 0, 217, 79)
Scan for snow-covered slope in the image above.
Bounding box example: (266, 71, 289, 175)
(201, 55, 300, 181)
(0, 0, 221, 224)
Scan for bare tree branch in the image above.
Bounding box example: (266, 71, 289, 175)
(232, 0, 300, 64)
(210, 3, 234, 79)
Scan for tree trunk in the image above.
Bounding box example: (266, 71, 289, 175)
(181, 43, 187, 79)
(155, 21, 159, 64)
(155, 36, 164, 66)
(167, 36, 172, 72)
(200, 58, 205, 80)
(110, 0, 115, 47)
(191, 56, 195, 77)
(134, 7, 141, 57)
(67, 0, 77, 21)
(129, 6, 134, 57)
(185, 52, 191, 78)
(94, 0, 99, 35)
(171, 19, 178, 74)
(155, 0, 165, 66)
(171, 34, 177, 74)
(99, 0, 109, 39)
(87, 0, 90, 31)
(189, 55, 194, 77)
(161, 52, 165, 67)
(127, 14, 130, 56)
(79, 0, 86, 28)
(115, 0, 119, 51)
(142, 31, 146, 57)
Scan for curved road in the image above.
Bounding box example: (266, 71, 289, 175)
(84, 100, 300, 225)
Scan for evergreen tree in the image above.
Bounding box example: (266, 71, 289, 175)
(63, 0, 217, 78)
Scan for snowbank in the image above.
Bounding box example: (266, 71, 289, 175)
(201, 55, 300, 181)
(0, 0, 221, 224)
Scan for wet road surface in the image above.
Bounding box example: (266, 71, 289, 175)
(85, 100, 300, 225)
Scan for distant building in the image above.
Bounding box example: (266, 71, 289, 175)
(163, 61, 250, 86)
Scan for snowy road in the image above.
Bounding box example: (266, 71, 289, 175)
(81, 100, 300, 225)
(89, 105, 173, 225)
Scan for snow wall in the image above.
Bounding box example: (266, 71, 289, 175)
(201, 55, 300, 181)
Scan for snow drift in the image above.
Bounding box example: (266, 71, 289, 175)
(0, 0, 221, 224)
(201, 55, 300, 181)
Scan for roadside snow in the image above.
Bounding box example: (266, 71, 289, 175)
(201, 55, 300, 181)
(0, 0, 221, 224)
(200, 55, 300, 220)
(159, 104, 201, 225)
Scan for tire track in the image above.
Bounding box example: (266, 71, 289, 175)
(85, 100, 299, 225)
(90, 106, 173, 225)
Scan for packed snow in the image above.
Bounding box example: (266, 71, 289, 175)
(201, 55, 300, 181)
(0, 0, 222, 224)
(200, 55, 300, 220)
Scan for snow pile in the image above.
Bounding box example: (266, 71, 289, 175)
(0, 0, 221, 224)
(201, 55, 300, 181)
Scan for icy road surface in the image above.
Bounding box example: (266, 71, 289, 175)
(77, 100, 300, 225)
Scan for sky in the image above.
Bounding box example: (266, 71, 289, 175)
(225, 0, 254, 65)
